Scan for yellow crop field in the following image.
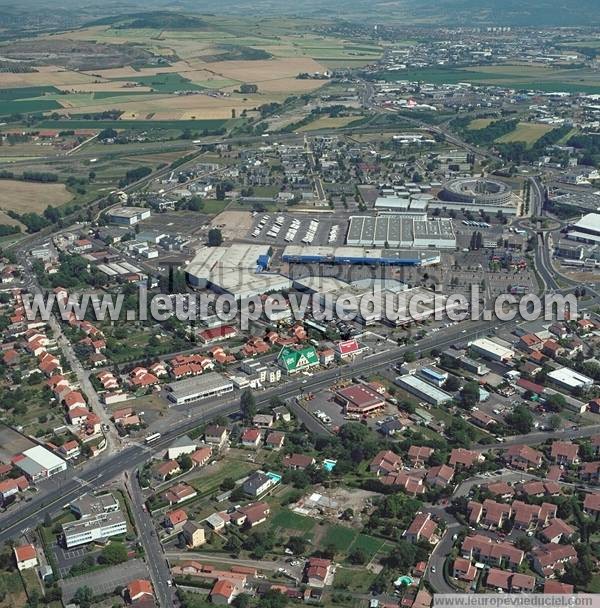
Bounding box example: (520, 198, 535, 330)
(496, 122, 554, 145)
(0, 180, 73, 213)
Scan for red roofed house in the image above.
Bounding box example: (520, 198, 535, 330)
(63, 391, 86, 410)
(68, 407, 91, 425)
(550, 441, 580, 466)
(231, 502, 270, 528)
(164, 508, 188, 531)
(532, 543, 578, 577)
(156, 460, 181, 481)
(126, 579, 154, 603)
(541, 518, 575, 544)
(59, 440, 81, 459)
(370, 450, 403, 476)
(210, 579, 237, 605)
(198, 325, 238, 345)
(190, 446, 212, 468)
(583, 493, 600, 520)
(241, 428, 261, 448)
(305, 557, 333, 588)
(283, 453, 315, 470)
(426, 464, 455, 487)
(452, 558, 477, 583)
(404, 512, 439, 544)
(486, 481, 515, 499)
(407, 446, 434, 467)
(581, 462, 600, 484)
(461, 535, 524, 569)
(334, 338, 365, 361)
(449, 448, 483, 469)
(542, 340, 564, 359)
(485, 568, 535, 593)
(14, 544, 37, 570)
(518, 334, 542, 352)
(505, 445, 543, 470)
(334, 384, 385, 415)
(265, 431, 285, 450)
(516, 378, 545, 395)
(544, 581, 574, 594)
(163, 482, 197, 505)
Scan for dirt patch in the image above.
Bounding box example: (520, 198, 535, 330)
(0, 426, 36, 462)
(211, 210, 253, 240)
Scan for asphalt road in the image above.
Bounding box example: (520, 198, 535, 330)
(127, 472, 175, 608)
(0, 318, 498, 544)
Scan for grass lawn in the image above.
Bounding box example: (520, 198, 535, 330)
(270, 509, 316, 533)
(201, 200, 229, 214)
(333, 566, 377, 593)
(0, 571, 26, 608)
(347, 533, 386, 562)
(587, 574, 600, 593)
(323, 524, 357, 553)
(188, 459, 257, 497)
(468, 118, 494, 130)
(297, 115, 365, 132)
(496, 122, 554, 146)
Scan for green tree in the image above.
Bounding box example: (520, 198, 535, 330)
(505, 404, 533, 434)
(98, 542, 127, 565)
(240, 389, 256, 421)
(348, 547, 367, 565)
(73, 586, 94, 608)
(208, 228, 223, 247)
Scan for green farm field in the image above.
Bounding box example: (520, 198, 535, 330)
(376, 63, 600, 93)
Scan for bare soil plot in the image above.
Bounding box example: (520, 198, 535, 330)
(211, 210, 253, 240)
(0, 426, 36, 461)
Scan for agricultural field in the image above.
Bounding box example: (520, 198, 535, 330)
(377, 63, 600, 93)
(496, 122, 554, 145)
(0, 15, 378, 123)
(467, 118, 494, 130)
(0, 179, 73, 214)
(297, 115, 365, 132)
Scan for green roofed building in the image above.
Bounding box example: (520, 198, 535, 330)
(277, 346, 319, 375)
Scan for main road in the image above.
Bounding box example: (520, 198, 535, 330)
(0, 317, 500, 544)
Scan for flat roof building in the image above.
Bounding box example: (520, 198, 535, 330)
(165, 373, 234, 406)
(395, 374, 453, 406)
(107, 207, 151, 226)
(418, 366, 449, 387)
(567, 213, 600, 244)
(185, 244, 292, 300)
(547, 367, 594, 391)
(346, 215, 455, 249)
(469, 338, 515, 363)
(15, 446, 67, 481)
(283, 245, 440, 267)
(62, 511, 127, 548)
(70, 492, 120, 519)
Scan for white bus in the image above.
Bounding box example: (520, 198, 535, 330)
(145, 432, 161, 444)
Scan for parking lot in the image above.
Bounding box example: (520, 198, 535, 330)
(248, 213, 347, 247)
(297, 388, 347, 429)
(60, 558, 150, 602)
(51, 541, 97, 578)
